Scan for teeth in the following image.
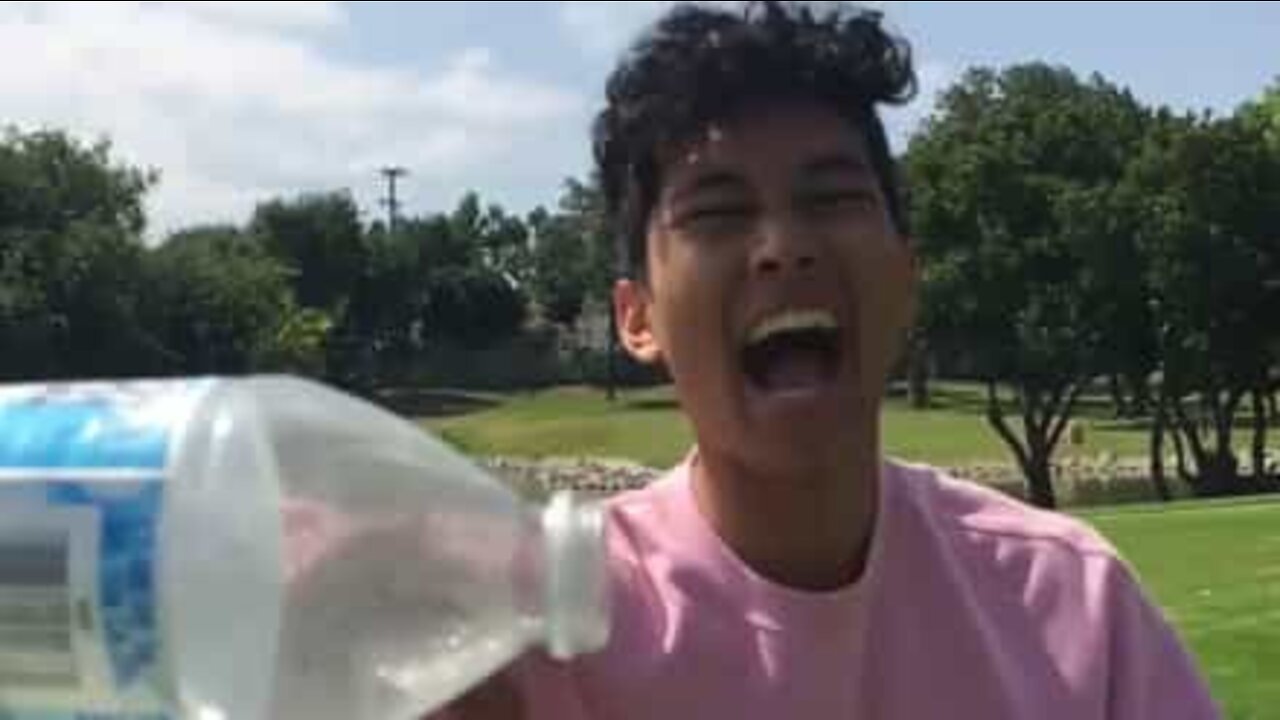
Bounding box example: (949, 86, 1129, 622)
(746, 310, 839, 345)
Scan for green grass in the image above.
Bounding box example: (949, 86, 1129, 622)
(1082, 499, 1280, 720)
(424, 383, 1191, 466)
(426, 386, 692, 468)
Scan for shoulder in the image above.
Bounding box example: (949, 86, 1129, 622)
(885, 460, 1147, 635)
(600, 466, 690, 570)
(884, 462, 1218, 716)
(888, 459, 1121, 569)
(595, 472, 683, 629)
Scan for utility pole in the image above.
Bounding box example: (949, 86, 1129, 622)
(379, 166, 408, 234)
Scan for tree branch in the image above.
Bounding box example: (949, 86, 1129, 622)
(1022, 384, 1046, 452)
(1172, 395, 1208, 469)
(1221, 387, 1246, 455)
(1047, 382, 1085, 453)
(987, 380, 1032, 472)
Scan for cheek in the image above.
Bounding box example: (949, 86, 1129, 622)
(651, 250, 737, 374)
(848, 240, 913, 358)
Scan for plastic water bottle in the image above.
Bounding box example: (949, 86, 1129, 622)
(0, 376, 609, 720)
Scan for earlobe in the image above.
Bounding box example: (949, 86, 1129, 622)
(614, 279, 663, 365)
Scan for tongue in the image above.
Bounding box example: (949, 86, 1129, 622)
(763, 348, 828, 392)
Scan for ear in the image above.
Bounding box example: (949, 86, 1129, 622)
(614, 279, 663, 365)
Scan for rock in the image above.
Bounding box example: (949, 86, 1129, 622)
(477, 457, 660, 499)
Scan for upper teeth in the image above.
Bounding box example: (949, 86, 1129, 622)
(747, 310, 839, 345)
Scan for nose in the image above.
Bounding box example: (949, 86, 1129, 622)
(752, 214, 818, 277)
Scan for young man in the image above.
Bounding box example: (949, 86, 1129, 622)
(442, 2, 1219, 717)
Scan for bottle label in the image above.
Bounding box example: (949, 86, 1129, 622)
(0, 381, 209, 720)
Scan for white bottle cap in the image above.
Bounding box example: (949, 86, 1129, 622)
(541, 491, 610, 660)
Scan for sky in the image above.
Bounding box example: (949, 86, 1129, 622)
(1, 1, 1276, 239)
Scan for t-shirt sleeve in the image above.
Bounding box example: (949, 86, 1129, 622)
(1104, 560, 1221, 719)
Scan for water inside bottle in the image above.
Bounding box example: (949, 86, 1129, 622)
(273, 494, 540, 720)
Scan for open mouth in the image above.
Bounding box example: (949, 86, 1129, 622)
(741, 310, 842, 394)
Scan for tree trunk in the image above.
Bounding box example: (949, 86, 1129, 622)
(1109, 374, 1130, 418)
(907, 331, 930, 410)
(1150, 394, 1173, 502)
(1172, 395, 1214, 495)
(1024, 453, 1057, 510)
(1202, 451, 1240, 497)
(984, 379, 1069, 510)
(1253, 388, 1270, 487)
(1129, 373, 1152, 417)
(1171, 421, 1192, 487)
(606, 307, 617, 403)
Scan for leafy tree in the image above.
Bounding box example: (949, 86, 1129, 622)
(530, 210, 593, 327)
(250, 191, 367, 313)
(1126, 112, 1280, 494)
(0, 127, 154, 235)
(0, 128, 158, 379)
(908, 64, 1149, 508)
(144, 226, 294, 374)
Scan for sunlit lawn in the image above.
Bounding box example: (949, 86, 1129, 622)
(425, 382, 1176, 467)
(1082, 499, 1280, 720)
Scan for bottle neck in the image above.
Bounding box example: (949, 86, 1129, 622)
(540, 491, 609, 660)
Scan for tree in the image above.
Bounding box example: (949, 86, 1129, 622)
(530, 211, 593, 327)
(0, 127, 154, 235)
(1126, 112, 1280, 494)
(0, 128, 159, 380)
(908, 64, 1150, 508)
(420, 265, 526, 349)
(144, 226, 295, 374)
(338, 195, 535, 386)
(479, 203, 534, 288)
(528, 177, 622, 396)
(343, 224, 424, 356)
(250, 192, 367, 313)
(1061, 182, 1160, 419)
(1240, 80, 1280, 448)
(1240, 78, 1280, 152)
(0, 224, 159, 379)
(257, 307, 334, 378)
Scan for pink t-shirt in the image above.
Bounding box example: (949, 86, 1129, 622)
(495, 458, 1219, 718)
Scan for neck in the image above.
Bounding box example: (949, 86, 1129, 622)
(690, 423, 881, 592)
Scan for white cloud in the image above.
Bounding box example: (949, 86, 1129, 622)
(156, 1, 347, 32)
(0, 2, 581, 239)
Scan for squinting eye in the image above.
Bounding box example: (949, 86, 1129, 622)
(694, 205, 752, 218)
(681, 204, 755, 227)
(804, 190, 875, 210)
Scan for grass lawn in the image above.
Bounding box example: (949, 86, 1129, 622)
(424, 382, 1188, 467)
(1082, 498, 1280, 720)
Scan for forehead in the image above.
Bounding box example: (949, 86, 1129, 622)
(660, 102, 874, 189)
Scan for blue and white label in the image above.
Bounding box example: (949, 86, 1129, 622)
(0, 381, 209, 720)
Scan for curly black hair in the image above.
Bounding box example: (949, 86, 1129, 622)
(593, 1, 917, 279)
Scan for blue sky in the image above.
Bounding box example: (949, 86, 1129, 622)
(2, 2, 1275, 237)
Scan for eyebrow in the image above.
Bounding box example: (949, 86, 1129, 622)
(669, 170, 751, 205)
(800, 153, 875, 182)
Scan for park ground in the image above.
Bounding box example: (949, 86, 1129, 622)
(413, 382, 1279, 719)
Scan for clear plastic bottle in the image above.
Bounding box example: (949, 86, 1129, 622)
(0, 376, 609, 720)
